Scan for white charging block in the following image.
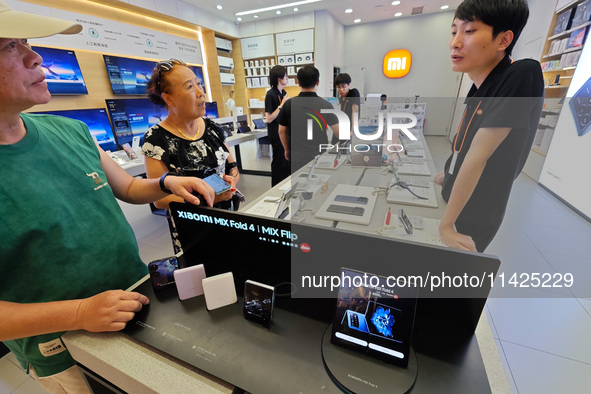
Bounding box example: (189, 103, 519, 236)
(174, 264, 206, 301)
(202, 272, 237, 310)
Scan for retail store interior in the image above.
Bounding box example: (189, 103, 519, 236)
(2, 0, 591, 392)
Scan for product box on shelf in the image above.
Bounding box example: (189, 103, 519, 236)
(554, 8, 574, 35)
(567, 26, 588, 48)
(572, 0, 591, 27)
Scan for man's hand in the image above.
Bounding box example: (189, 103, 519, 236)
(434, 170, 445, 186)
(76, 290, 150, 333)
(439, 223, 477, 252)
(284, 149, 290, 161)
(164, 176, 215, 207)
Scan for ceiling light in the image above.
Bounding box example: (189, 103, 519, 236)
(395, 12, 402, 17)
(392, 1, 401, 5)
(276, 10, 282, 14)
(236, 17, 242, 21)
(254, 14, 259, 18)
(441, 5, 449, 9)
(345, 8, 353, 13)
(216, 4, 223, 10)
(354, 18, 361, 23)
(293, 7, 299, 11)
(236, 0, 321, 16)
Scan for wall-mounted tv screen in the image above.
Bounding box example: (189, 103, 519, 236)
(188, 65, 207, 94)
(33, 108, 118, 152)
(205, 102, 218, 118)
(105, 98, 167, 148)
(103, 55, 156, 95)
(31, 46, 88, 95)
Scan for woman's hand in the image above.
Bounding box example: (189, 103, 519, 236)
(214, 174, 237, 203)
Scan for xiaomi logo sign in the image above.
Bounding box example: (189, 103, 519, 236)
(383, 49, 411, 78)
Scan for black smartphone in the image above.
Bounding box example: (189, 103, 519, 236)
(243, 280, 275, 327)
(203, 174, 232, 195)
(569, 76, 591, 137)
(327, 204, 365, 216)
(398, 209, 413, 235)
(148, 256, 179, 291)
(334, 195, 369, 205)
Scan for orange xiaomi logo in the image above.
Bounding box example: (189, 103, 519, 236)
(383, 49, 411, 78)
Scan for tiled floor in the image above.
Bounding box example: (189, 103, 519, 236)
(3, 137, 591, 393)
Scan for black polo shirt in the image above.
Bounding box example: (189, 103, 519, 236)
(277, 91, 337, 172)
(441, 54, 544, 226)
(264, 87, 287, 140)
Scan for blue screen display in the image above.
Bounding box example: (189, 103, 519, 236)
(103, 55, 207, 95)
(33, 108, 118, 152)
(32, 46, 88, 95)
(205, 102, 218, 118)
(103, 55, 156, 95)
(188, 65, 207, 94)
(105, 98, 168, 148)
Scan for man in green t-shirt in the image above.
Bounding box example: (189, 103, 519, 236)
(0, 1, 216, 391)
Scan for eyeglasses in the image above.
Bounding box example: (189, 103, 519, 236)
(155, 58, 186, 95)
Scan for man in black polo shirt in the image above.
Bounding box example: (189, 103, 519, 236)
(265, 65, 290, 186)
(278, 66, 339, 173)
(435, 0, 544, 252)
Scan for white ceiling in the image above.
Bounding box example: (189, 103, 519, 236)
(185, 0, 464, 26)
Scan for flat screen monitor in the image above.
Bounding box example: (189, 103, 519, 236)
(188, 65, 207, 94)
(105, 98, 167, 148)
(33, 108, 117, 152)
(205, 102, 218, 118)
(31, 46, 88, 95)
(103, 55, 156, 95)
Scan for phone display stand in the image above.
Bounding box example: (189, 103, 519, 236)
(315, 184, 377, 225)
(386, 180, 438, 208)
(321, 325, 417, 394)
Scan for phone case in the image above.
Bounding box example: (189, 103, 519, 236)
(203, 174, 232, 194)
(174, 264, 206, 300)
(202, 272, 237, 310)
(569, 76, 591, 137)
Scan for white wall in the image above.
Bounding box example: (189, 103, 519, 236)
(512, 0, 557, 60)
(343, 11, 462, 136)
(238, 12, 315, 37)
(314, 10, 345, 97)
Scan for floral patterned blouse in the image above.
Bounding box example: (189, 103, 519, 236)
(141, 117, 230, 179)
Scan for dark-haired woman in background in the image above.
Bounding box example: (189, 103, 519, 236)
(142, 59, 239, 210)
(142, 59, 240, 251)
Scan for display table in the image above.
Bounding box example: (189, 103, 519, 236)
(63, 277, 510, 394)
(63, 136, 511, 393)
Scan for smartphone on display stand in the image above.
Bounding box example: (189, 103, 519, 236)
(398, 209, 413, 235)
(203, 174, 232, 195)
(334, 195, 369, 205)
(327, 204, 365, 216)
(243, 280, 275, 327)
(148, 255, 180, 291)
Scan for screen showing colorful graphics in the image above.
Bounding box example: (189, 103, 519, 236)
(31, 46, 88, 95)
(540, 37, 591, 220)
(34, 108, 117, 152)
(103, 55, 156, 95)
(105, 98, 167, 148)
(103, 55, 206, 95)
(205, 102, 218, 118)
(189, 65, 207, 94)
(331, 268, 418, 368)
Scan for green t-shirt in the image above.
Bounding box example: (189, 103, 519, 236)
(0, 113, 147, 376)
